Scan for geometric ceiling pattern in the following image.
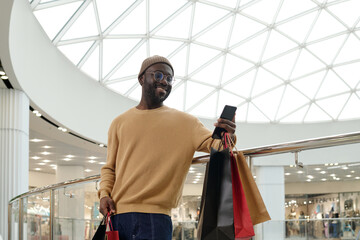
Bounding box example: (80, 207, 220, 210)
(31, 0, 360, 123)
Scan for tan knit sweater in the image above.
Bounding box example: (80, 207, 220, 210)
(98, 106, 224, 216)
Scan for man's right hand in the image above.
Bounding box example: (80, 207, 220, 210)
(99, 196, 116, 216)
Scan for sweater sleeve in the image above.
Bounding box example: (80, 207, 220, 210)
(98, 120, 119, 199)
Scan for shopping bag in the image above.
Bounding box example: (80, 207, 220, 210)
(226, 133, 254, 240)
(197, 147, 235, 240)
(92, 213, 119, 240)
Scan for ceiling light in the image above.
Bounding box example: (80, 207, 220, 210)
(189, 171, 195, 173)
(189, 167, 195, 171)
(196, 173, 203, 176)
(1, 75, 9, 80)
(0, 70, 5, 75)
(336, 178, 340, 181)
(42, 146, 52, 149)
(192, 181, 198, 184)
(355, 177, 360, 180)
(88, 160, 96, 163)
(330, 174, 336, 177)
(307, 175, 314, 179)
(88, 156, 97, 159)
(66, 155, 74, 158)
(320, 171, 326, 174)
(38, 163, 46, 165)
(34, 168, 41, 171)
(285, 173, 290, 176)
(84, 169, 92, 172)
(58, 127, 67, 132)
(346, 175, 352, 177)
(31, 156, 40, 160)
(348, 163, 360, 167)
(297, 171, 303, 174)
(63, 158, 71, 161)
(99, 144, 104, 147)
(306, 179, 311, 182)
(253, 176, 256, 178)
(351, 171, 355, 173)
(334, 163, 338, 166)
(330, 163, 334, 166)
(41, 151, 51, 155)
(321, 178, 326, 181)
(98, 162, 106, 165)
(289, 165, 294, 167)
(324, 163, 329, 166)
(42, 160, 51, 163)
(315, 168, 321, 171)
(342, 166, 349, 170)
(30, 139, 43, 142)
(32, 110, 42, 117)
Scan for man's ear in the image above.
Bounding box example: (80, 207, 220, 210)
(138, 75, 144, 86)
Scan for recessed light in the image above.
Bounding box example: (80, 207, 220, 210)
(336, 178, 340, 180)
(1, 75, 9, 80)
(342, 166, 349, 170)
(88, 160, 97, 163)
(306, 179, 311, 182)
(320, 171, 326, 174)
(351, 171, 355, 173)
(330, 163, 334, 166)
(324, 163, 329, 166)
(88, 156, 97, 160)
(50, 164, 57, 167)
(98, 162, 106, 165)
(63, 158, 71, 161)
(289, 165, 294, 167)
(99, 144, 104, 147)
(334, 163, 338, 165)
(321, 178, 326, 181)
(31, 156, 41, 160)
(0, 70, 5, 75)
(192, 181, 198, 184)
(315, 168, 321, 171)
(30, 139, 43, 142)
(330, 174, 336, 177)
(307, 175, 314, 179)
(41, 151, 51, 155)
(285, 173, 291, 176)
(58, 127, 67, 132)
(34, 168, 41, 171)
(189, 171, 195, 173)
(42, 160, 51, 163)
(42, 146, 52, 149)
(346, 175, 352, 177)
(66, 155, 74, 158)
(297, 171, 303, 174)
(356, 177, 360, 180)
(189, 167, 195, 171)
(84, 169, 92, 172)
(253, 176, 256, 178)
(38, 163, 46, 165)
(196, 173, 203, 176)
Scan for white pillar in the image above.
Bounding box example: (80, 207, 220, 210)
(255, 166, 285, 240)
(0, 89, 29, 239)
(56, 165, 85, 239)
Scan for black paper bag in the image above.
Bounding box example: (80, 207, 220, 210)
(197, 147, 235, 240)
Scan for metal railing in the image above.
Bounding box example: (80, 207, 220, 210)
(8, 131, 360, 240)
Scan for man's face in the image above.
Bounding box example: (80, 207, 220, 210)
(140, 63, 173, 105)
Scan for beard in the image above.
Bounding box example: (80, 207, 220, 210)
(144, 82, 171, 105)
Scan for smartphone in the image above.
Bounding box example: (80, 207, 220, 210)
(212, 105, 237, 139)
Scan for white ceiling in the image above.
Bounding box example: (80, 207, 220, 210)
(30, 0, 360, 123)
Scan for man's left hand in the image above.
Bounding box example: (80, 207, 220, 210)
(214, 115, 236, 135)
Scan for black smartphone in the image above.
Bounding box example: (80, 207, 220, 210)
(212, 105, 237, 139)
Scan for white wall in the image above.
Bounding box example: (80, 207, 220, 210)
(29, 171, 56, 188)
(285, 180, 360, 195)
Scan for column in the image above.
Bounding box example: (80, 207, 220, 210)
(255, 166, 285, 240)
(0, 89, 29, 239)
(56, 165, 85, 239)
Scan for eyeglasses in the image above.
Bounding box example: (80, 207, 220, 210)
(146, 71, 174, 85)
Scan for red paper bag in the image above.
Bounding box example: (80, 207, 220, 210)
(226, 133, 255, 240)
(105, 213, 119, 240)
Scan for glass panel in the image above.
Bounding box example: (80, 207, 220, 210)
(291, 49, 326, 79)
(276, 0, 317, 22)
(338, 93, 360, 120)
(328, 0, 360, 27)
(277, 85, 309, 120)
(221, 54, 253, 83)
(316, 93, 350, 119)
(229, 14, 266, 46)
(241, 0, 282, 25)
(252, 86, 284, 121)
(262, 30, 298, 61)
(251, 68, 283, 97)
(291, 70, 326, 99)
(10, 200, 20, 240)
(188, 43, 220, 74)
(316, 70, 350, 99)
(188, 91, 218, 118)
(185, 81, 215, 110)
(26, 192, 51, 240)
(304, 103, 332, 122)
(53, 181, 101, 240)
(262, 50, 298, 80)
(334, 34, 360, 64)
(223, 69, 256, 98)
(191, 56, 224, 86)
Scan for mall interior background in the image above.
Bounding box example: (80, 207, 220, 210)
(1, 0, 360, 239)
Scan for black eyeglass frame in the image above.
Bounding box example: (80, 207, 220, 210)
(145, 70, 175, 85)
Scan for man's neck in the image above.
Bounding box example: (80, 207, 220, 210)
(136, 100, 163, 110)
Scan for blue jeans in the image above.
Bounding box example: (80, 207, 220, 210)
(110, 212, 173, 240)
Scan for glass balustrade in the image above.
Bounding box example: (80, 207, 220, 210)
(8, 132, 360, 239)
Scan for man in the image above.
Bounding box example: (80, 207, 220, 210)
(98, 55, 236, 240)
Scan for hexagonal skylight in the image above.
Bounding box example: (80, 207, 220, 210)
(30, 0, 360, 123)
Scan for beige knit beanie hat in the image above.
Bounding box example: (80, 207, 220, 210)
(138, 55, 174, 79)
